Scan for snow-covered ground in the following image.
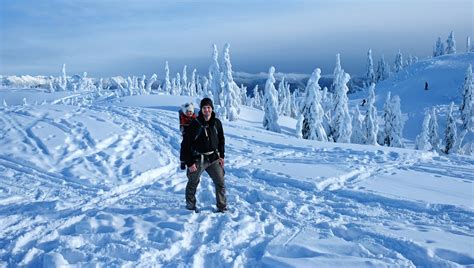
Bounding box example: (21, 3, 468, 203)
(0, 91, 473, 267)
(1, 52, 474, 267)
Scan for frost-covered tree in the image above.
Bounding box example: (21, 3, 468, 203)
(393, 50, 403, 73)
(277, 77, 292, 116)
(209, 44, 223, 107)
(433, 37, 445, 57)
(364, 83, 378, 145)
(190, 69, 197, 96)
(415, 113, 432, 151)
(295, 113, 303, 139)
(171, 78, 177, 95)
(446, 31, 456, 54)
(460, 64, 473, 132)
(290, 90, 299, 118)
(376, 55, 389, 82)
(146, 74, 157, 94)
(60, 64, 67, 91)
(351, 105, 364, 144)
(262, 66, 281, 133)
(164, 61, 171, 94)
(331, 53, 342, 92)
(390, 95, 404, 147)
(182, 65, 188, 95)
(428, 108, 441, 151)
(331, 66, 352, 143)
(466, 36, 471, 53)
(221, 43, 240, 121)
(251, 85, 262, 109)
(444, 102, 458, 154)
(382, 92, 393, 146)
(366, 49, 376, 86)
(140, 75, 146, 95)
(302, 68, 327, 141)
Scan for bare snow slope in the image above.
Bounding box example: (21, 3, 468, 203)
(0, 94, 473, 267)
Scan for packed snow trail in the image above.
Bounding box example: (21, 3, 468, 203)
(0, 96, 473, 267)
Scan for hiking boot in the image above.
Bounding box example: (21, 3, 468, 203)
(216, 207, 227, 213)
(186, 203, 196, 211)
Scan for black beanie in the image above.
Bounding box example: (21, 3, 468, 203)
(200, 97, 214, 110)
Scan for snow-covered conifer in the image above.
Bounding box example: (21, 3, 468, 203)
(393, 50, 403, 73)
(164, 61, 171, 94)
(428, 108, 441, 151)
(262, 66, 281, 132)
(181, 66, 188, 95)
(376, 55, 389, 81)
(176, 73, 182, 95)
(302, 68, 327, 141)
(331, 66, 352, 143)
(433, 37, 445, 57)
(222, 43, 239, 121)
(366, 49, 375, 86)
(460, 64, 473, 132)
(251, 85, 261, 109)
(210, 44, 223, 107)
(389, 95, 404, 148)
(190, 69, 197, 96)
(444, 102, 458, 153)
(146, 74, 157, 94)
(60, 64, 67, 91)
(466, 36, 471, 53)
(351, 105, 364, 144)
(364, 83, 378, 145)
(295, 113, 303, 139)
(446, 31, 456, 54)
(415, 113, 432, 151)
(331, 53, 342, 91)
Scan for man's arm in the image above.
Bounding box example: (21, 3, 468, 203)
(217, 119, 225, 159)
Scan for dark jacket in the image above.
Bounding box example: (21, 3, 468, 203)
(181, 111, 225, 167)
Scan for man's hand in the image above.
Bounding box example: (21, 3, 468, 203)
(219, 158, 224, 167)
(188, 163, 198, 173)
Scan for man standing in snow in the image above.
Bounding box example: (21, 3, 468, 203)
(181, 97, 227, 212)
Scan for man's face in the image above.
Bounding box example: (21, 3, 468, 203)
(202, 105, 212, 118)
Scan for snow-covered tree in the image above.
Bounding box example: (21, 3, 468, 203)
(364, 83, 378, 145)
(444, 102, 458, 153)
(366, 49, 376, 86)
(331, 53, 342, 92)
(415, 112, 432, 151)
(351, 105, 364, 144)
(446, 31, 456, 54)
(393, 50, 403, 73)
(295, 113, 303, 139)
(190, 69, 197, 96)
(376, 55, 389, 82)
(209, 44, 223, 107)
(146, 74, 157, 94)
(466, 36, 471, 53)
(222, 43, 240, 121)
(433, 37, 445, 57)
(428, 108, 441, 151)
(140, 75, 146, 95)
(388, 94, 404, 147)
(164, 61, 171, 94)
(181, 65, 188, 95)
(262, 66, 281, 133)
(171, 78, 177, 95)
(331, 64, 352, 143)
(460, 64, 473, 132)
(251, 85, 262, 109)
(290, 90, 299, 118)
(60, 64, 67, 91)
(302, 68, 327, 141)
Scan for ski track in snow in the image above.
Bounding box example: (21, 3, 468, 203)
(0, 101, 473, 267)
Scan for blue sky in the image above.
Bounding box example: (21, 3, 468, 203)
(0, 0, 472, 78)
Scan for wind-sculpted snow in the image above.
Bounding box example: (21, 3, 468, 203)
(0, 94, 473, 267)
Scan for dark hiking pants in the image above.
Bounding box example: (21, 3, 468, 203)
(186, 158, 226, 210)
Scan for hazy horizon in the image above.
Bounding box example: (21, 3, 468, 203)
(0, 0, 472, 78)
